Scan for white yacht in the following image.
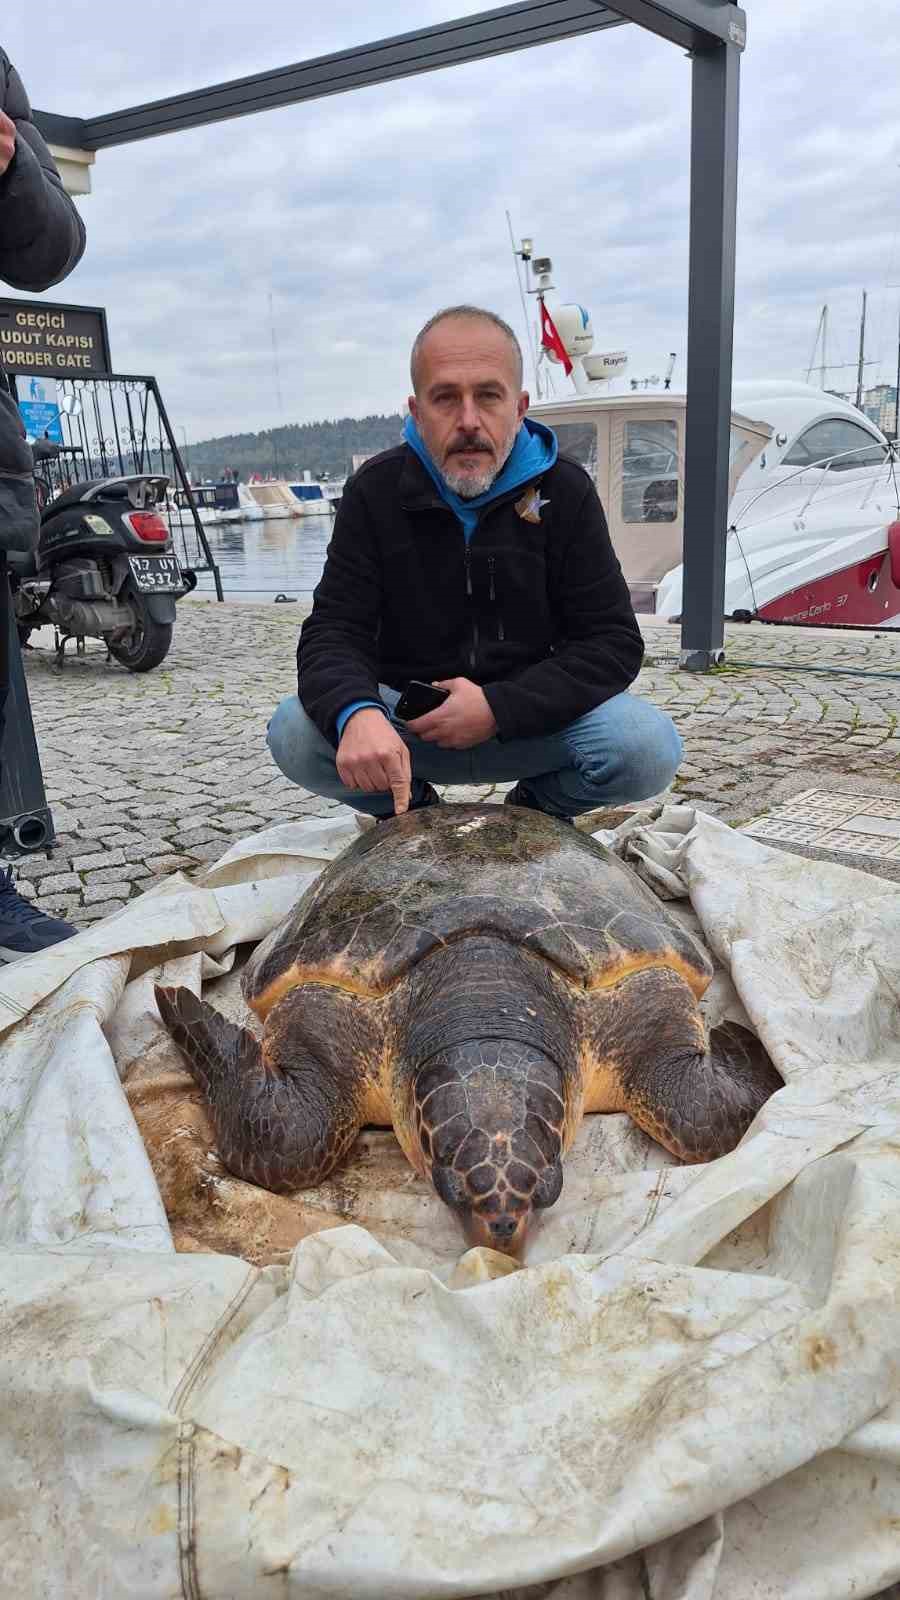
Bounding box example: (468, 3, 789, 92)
(532, 381, 899, 629)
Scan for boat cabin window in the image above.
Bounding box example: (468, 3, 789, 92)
(175, 486, 217, 510)
(553, 423, 598, 477)
(622, 419, 678, 523)
(782, 418, 886, 471)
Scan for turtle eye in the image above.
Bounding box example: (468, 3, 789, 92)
(532, 1159, 563, 1210)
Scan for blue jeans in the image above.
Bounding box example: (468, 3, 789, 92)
(267, 687, 682, 820)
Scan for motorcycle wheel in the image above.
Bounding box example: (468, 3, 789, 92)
(106, 599, 173, 673)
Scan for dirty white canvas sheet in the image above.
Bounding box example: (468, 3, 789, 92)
(2, 806, 900, 1600)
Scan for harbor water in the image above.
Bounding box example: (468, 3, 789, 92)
(191, 513, 334, 602)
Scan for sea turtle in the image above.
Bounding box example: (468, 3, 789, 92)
(155, 804, 781, 1254)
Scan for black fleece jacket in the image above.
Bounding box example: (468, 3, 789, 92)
(0, 47, 86, 553)
(298, 443, 644, 746)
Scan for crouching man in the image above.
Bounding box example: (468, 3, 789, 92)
(268, 304, 681, 821)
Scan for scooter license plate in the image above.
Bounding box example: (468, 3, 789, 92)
(127, 554, 186, 593)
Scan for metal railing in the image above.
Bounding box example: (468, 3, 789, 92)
(26, 373, 223, 600)
(729, 439, 900, 535)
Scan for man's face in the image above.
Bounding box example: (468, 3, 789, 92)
(409, 319, 529, 499)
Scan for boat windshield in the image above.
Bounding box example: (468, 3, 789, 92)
(622, 419, 678, 523)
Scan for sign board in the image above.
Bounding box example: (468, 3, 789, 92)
(18, 377, 62, 442)
(0, 298, 111, 377)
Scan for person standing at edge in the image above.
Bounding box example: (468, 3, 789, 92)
(268, 305, 681, 821)
(0, 48, 86, 959)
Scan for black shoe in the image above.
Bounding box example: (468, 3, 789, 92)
(374, 782, 443, 823)
(0, 866, 78, 962)
(410, 782, 442, 812)
(503, 783, 574, 824)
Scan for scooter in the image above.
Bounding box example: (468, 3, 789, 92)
(10, 444, 195, 673)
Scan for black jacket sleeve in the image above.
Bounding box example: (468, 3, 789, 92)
(482, 477, 644, 741)
(0, 54, 86, 291)
(297, 477, 386, 743)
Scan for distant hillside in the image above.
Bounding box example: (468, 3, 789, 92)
(185, 413, 406, 481)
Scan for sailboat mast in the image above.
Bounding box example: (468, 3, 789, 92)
(821, 305, 828, 391)
(806, 304, 826, 384)
(855, 290, 867, 410)
(895, 306, 900, 442)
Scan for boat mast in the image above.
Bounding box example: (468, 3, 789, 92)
(806, 303, 829, 387)
(855, 290, 868, 410)
(895, 305, 900, 441)
(506, 215, 542, 397)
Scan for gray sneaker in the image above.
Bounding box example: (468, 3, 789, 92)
(0, 867, 78, 961)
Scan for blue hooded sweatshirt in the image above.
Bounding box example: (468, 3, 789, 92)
(337, 416, 558, 735)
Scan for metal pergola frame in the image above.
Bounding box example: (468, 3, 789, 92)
(36, 0, 747, 669)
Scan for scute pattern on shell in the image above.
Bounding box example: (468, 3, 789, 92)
(243, 804, 712, 1010)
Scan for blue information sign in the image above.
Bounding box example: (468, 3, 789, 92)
(18, 397, 62, 443)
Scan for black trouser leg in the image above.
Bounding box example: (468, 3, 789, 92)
(0, 553, 10, 788)
(0, 554, 55, 860)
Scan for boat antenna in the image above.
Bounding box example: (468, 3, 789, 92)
(855, 289, 868, 410)
(268, 290, 286, 451)
(506, 213, 540, 394)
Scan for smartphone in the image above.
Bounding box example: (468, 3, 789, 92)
(394, 680, 451, 721)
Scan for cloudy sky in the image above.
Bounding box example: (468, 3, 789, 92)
(6, 0, 900, 441)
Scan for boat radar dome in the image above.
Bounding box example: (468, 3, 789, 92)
(545, 303, 594, 363)
(583, 350, 629, 381)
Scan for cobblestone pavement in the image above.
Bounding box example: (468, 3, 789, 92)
(13, 602, 900, 924)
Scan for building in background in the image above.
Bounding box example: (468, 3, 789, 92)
(862, 384, 898, 437)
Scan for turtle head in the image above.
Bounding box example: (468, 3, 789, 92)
(413, 1040, 566, 1256)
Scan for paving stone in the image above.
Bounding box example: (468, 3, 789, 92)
(72, 848, 126, 872)
(208, 811, 267, 831)
(82, 879, 132, 905)
(17, 606, 900, 911)
(144, 854, 197, 874)
(175, 825, 225, 848)
(14, 855, 64, 882)
(83, 864, 153, 888)
(35, 872, 82, 895)
(79, 898, 126, 921)
(182, 838, 232, 863)
(36, 892, 81, 916)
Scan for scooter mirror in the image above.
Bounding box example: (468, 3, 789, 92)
(59, 394, 83, 418)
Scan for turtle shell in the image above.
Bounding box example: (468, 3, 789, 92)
(244, 805, 712, 1016)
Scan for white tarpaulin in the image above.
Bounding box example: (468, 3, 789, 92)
(2, 807, 900, 1599)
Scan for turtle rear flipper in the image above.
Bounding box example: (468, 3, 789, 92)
(155, 984, 256, 1101)
(582, 968, 783, 1164)
(154, 984, 365, 1195)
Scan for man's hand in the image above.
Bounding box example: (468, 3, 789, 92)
(407, 678, 497, 750)
(0, 111, 16, 178)
(336, 708, 412, 813)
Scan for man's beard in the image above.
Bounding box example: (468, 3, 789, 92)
(442, 420, 519, 499)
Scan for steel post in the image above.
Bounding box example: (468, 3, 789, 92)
(679, 38, 741, 670)
(0, 558, 55, 861)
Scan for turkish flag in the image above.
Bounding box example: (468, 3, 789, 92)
(539, 300, 573, 376)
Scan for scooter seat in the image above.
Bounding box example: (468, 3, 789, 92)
(41, 478, 129, 516)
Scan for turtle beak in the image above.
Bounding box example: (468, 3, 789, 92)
(464, 1205, 532, 1258)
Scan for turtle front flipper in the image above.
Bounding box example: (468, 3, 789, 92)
(154, 984, 368, 1195)
(581, 968, 783, 1164)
